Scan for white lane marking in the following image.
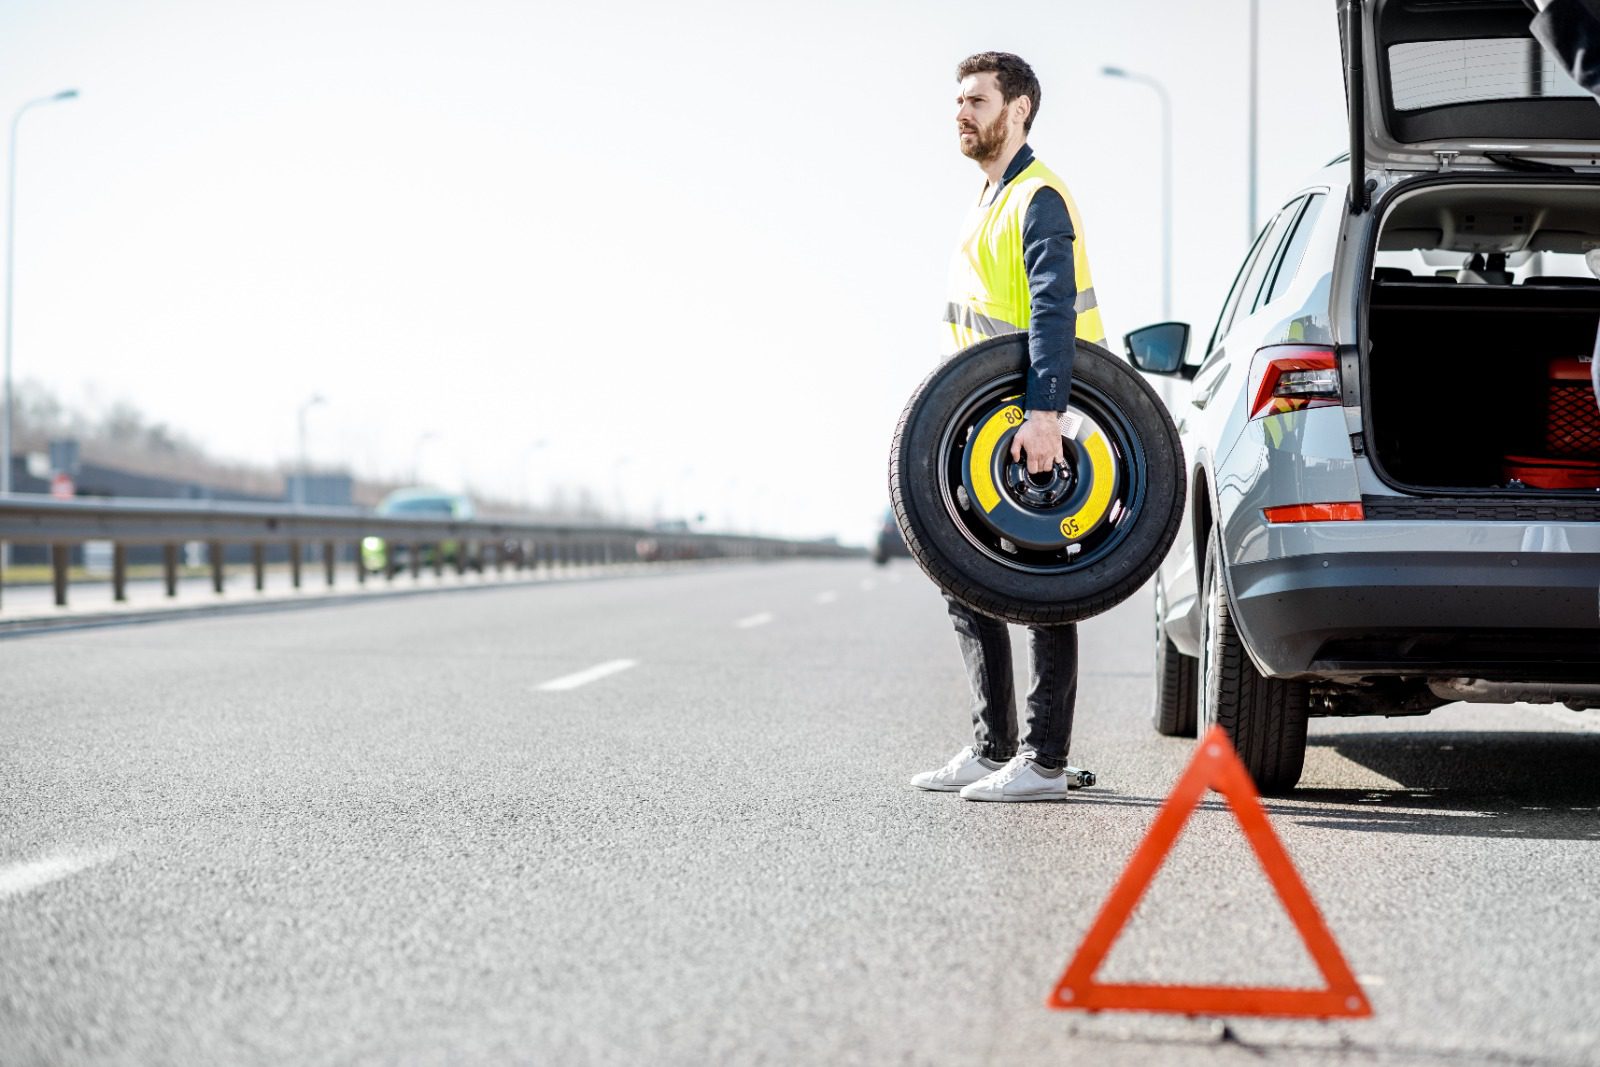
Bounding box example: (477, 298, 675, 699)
(735, 612, 774, 629)
(886, 571, 902, 583)
(536, 659, 638, 691)
(859, 579, 876, 592)
(815, 591, 838, 605)
(0, 848, 117, 900)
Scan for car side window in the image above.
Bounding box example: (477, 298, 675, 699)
(1229, 198, 1305, 331)
(1261, 193, 1326, 308)
(1206, 216, 1278, 355)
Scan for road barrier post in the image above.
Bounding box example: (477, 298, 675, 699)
(50, 543, 67, 606)
(209, 542, 224, 595)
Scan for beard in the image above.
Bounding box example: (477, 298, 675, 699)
(958, 110, 1009, 163)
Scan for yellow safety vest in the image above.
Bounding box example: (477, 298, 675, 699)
(943, 158, 1105, 357)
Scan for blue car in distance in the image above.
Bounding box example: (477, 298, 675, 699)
(361, 488, 476, 575)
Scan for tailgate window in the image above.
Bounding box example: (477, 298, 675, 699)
(1390, 39, 1587, 112)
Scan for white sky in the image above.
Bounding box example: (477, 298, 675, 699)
(2, 0, 1349, 540)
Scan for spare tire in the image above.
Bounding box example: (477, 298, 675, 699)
(889, 335, 1185, 625)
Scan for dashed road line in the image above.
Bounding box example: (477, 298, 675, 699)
(536, 659, 639, 691)
(859, 579, 876, 592)
(815, 591, 839, 605)
(735, 612, 774, 629)
(0, 848, 117, 900)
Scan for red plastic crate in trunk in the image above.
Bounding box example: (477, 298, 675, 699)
(1502, 355, 1600, 489)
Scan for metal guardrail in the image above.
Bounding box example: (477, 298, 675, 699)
(0, 496, 859, 612)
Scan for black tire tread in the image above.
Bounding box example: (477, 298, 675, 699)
(1153, 631, 1198, 736)
(888, 338, 1185, 626)
(1205, 529, 1309, 794)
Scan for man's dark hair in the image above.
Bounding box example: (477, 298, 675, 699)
(956, 52, 1041, 133)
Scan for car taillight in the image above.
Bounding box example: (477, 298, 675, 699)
(1263, 502, 1365, 523)
(1248, 345, 1340, 420)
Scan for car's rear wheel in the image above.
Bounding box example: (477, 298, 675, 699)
(1199, 525, 1309, 794)
(1152, 570, 1198, 737)
(889, 335, 1185, 625)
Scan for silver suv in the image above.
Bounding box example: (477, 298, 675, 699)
(1129, 0, 1600, 792)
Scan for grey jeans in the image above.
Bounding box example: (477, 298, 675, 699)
(945, 594, 1078, 769)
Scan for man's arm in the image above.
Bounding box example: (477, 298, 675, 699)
(1010, 186, 1077, 475)
(1532, 0, 1600, 97)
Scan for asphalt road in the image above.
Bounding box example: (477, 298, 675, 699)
(3, 559, 1598, 1066)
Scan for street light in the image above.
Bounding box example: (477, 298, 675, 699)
(1101, 67, 1173, 321)
(1248, 0, 1259, 240)
(2, 88, 78, 570)
(294, 394, 325, 506)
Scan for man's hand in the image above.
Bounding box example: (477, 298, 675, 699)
(1010, 411, 1065, 475)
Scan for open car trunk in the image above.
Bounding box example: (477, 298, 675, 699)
(1366, 181, 1600, 494)
(1368, 281, 1600, 492)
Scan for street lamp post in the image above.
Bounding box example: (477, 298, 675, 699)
(1101, 67, 1172, 321)
(2, 88, 78, 570)
(294, 394, 325, 506)
(1248, 0, 1259, 240)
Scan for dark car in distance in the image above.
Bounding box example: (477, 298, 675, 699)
(874, 508, 911, 566)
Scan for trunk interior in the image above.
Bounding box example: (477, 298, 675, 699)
(1367, 184, 1600, 494)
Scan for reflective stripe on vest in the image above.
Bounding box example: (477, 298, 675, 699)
(943, 158, 1105, 356)
(941, 303, 1018, 339)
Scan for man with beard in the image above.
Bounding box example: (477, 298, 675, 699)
(911, 52, 1104, 802)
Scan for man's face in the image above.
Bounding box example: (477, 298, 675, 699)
(955, 72, 1018, 163)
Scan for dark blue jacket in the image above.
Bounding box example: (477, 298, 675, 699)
(987, 144, 1079, 412)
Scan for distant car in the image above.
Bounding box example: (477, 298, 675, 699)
(873, 508, 910, 566)
(362, 488, 476, 574)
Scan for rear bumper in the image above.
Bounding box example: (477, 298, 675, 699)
(1228, 522, 1600, 682)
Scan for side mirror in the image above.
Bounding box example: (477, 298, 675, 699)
(1125, 322, 1192, 377)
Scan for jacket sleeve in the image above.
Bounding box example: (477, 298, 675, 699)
(1533, 0, 1600, 98)
(1020, 187, 1078, 412)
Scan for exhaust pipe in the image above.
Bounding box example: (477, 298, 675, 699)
(1428, 678, 1600, 711)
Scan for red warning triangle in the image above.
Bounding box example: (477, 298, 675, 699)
(1048, 726, 1372, 1019)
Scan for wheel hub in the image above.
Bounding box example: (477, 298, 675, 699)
(1003, 459, 1076, 507)
(959, 397, 1122, 552)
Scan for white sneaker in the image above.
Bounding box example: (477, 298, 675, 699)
(959, 754, 1075, 802)
(910, 745, 1002, 792)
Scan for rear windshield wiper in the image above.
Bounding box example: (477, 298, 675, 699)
(1484, 152, 1575, 173)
